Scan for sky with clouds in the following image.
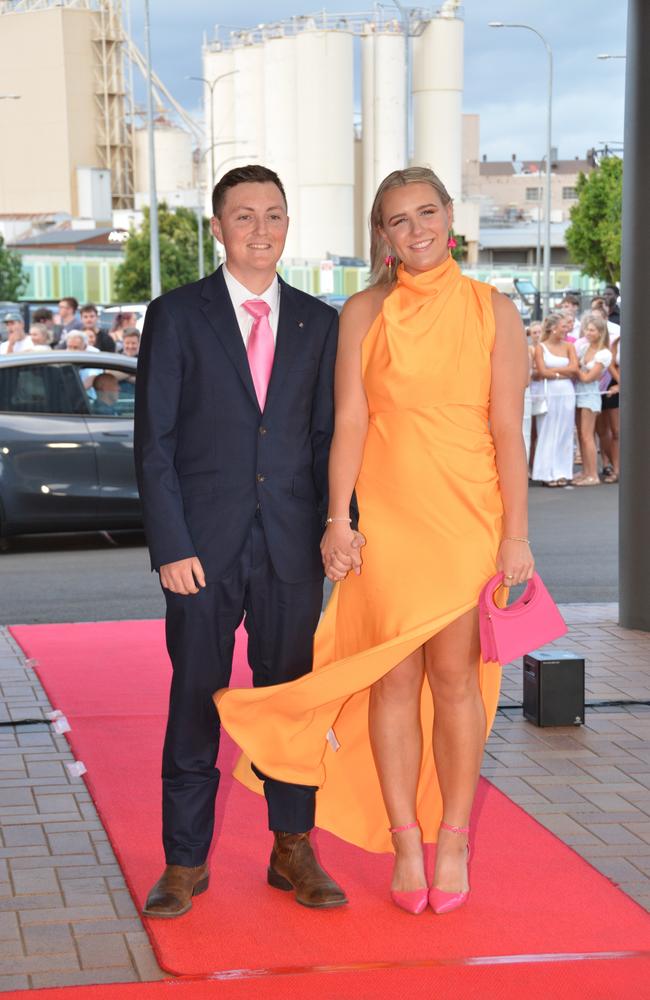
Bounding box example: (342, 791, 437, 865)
(129, 1, 627, 162)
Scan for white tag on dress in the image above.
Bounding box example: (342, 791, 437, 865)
(326, 727, 341, 752)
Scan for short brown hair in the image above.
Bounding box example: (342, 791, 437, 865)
(122, 327, 140, 341)
(80, 303, 98, 315)
(59, 297, 79, 312)
(211, 164, 287, 217)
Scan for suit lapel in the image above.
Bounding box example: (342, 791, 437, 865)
(200, 266, 259, 410)
(264, 278, 306, 412)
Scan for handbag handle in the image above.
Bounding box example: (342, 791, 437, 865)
(482, 572, 541, 618)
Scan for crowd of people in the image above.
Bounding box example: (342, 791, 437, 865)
(2, 289, 620, 493)
(524, 285, 621, 487)
(0, 297, 140, 358)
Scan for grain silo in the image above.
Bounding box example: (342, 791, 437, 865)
(262, 29, 300, 258)
(134, 120, 193, 201)
(295, 20, 355, 259)
(361, 19, 406, 257)
(412, 2, 464, 201)
(201, 43, 236, 214)
(232, 37, 266, 176)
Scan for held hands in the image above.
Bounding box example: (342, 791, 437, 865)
(321, 523, 367, 582)
(496, 539, 535, 588)
(160, 556, 206, 595)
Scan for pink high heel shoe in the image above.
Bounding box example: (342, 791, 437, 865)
(389, 822, 428, 916)
(429, 821, 470, 915)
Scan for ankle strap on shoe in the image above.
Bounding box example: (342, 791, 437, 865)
(440, 821, 470, 836)
(389, 821, 419, 834)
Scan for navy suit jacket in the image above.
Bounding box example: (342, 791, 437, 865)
(134, 266, 338, 583)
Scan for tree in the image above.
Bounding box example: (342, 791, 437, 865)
(114, 204, 214, 301)
(0, 234, 28, 300)
(565, 156, 622, 284)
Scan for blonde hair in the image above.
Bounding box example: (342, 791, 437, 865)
(580, 311, 610, 350)
(540, 313, 564, 342)
(29, 322, 52, 345)
(368, 167, 452, 286)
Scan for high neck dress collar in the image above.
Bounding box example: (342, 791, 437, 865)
(395, 253, 460, 297)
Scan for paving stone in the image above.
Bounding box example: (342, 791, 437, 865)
(0, 938, 23, 959)
(0, 952, 79, 975)
(34, 793, 80, 815)
(0, 847, 51, 861)
(0, 974, 29, 990)
(30, 968, 139, 988)
(73, 917, 143, 936)
(77, 931, 131, 969)
(47, 831, 94, 855)
(0, 894, 63, 913)
(110, 889, 139, 919)
(125, 931, 167, 982)
(19, 904, 115, 925)
(0, 911, 20, 940)
(1, 825, 46, 848)
(589, 823, 647, 846)
(11, 868, 59, 896)
(0, 788, 33, 807)
(22, 922, 75, 955)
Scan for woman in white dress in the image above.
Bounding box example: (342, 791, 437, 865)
(532, 313, 578, 486)
(572, 314, 611, 486)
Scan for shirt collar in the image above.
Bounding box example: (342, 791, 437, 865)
(222, 264, 280, 315)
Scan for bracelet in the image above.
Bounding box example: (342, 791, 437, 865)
(503, 535, 530, 544)
(326, 517, 351, 524)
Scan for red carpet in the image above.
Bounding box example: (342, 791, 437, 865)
(3, 957, 650, 1000)
(10, 620, 650, 998)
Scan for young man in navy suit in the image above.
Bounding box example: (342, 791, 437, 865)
(134, 165, 353, 917)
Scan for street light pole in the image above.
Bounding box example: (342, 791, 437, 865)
(143, 0, 161, 299)
(187, 71, 239, 198)
(187, 71, 238, 269)
(196, 205, 204, 280)
(490, 22, 553, 314)
(390, 0, 410, 166)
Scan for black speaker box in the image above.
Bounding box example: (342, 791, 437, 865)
(523, 650, 585, 727)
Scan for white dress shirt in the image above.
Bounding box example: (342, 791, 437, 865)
(222, 264, 280, 348)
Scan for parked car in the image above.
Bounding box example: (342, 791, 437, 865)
(0, 352, 140, 540)
(316, 294, 347, 314)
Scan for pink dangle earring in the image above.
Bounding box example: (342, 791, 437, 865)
(447, 233, 458, 249)
(384, 248, 396, 269)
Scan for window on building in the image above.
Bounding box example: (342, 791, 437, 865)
(562, 187, 578, 200)
(526, 187, 541, 201)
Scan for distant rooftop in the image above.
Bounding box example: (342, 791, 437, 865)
(479, 157, 594, 177)
(10, 229, 126, 252)
(479, 221, 570, 249)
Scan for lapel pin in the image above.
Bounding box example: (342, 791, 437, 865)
(298, 320, 304, 328)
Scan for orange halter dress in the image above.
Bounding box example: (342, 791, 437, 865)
(216, 255, 503, 853)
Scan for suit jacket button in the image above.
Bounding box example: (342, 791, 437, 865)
(256, 473, 265, 483)
(259, 426, 267, 436)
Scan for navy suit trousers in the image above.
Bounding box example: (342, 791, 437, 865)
(161, 513, 322, 866)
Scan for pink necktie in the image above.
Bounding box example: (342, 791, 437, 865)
(243, 299, 275, 410)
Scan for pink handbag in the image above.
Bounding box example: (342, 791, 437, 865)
(478, 571, 567, 665)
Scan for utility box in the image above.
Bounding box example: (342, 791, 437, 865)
(523, 650, 585, 727)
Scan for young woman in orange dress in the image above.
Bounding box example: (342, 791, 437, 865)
(217, 167, 535, 915)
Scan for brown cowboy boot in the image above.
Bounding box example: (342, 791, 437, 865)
(268, 832, 348, 908)
(143, 864, 209, 918)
